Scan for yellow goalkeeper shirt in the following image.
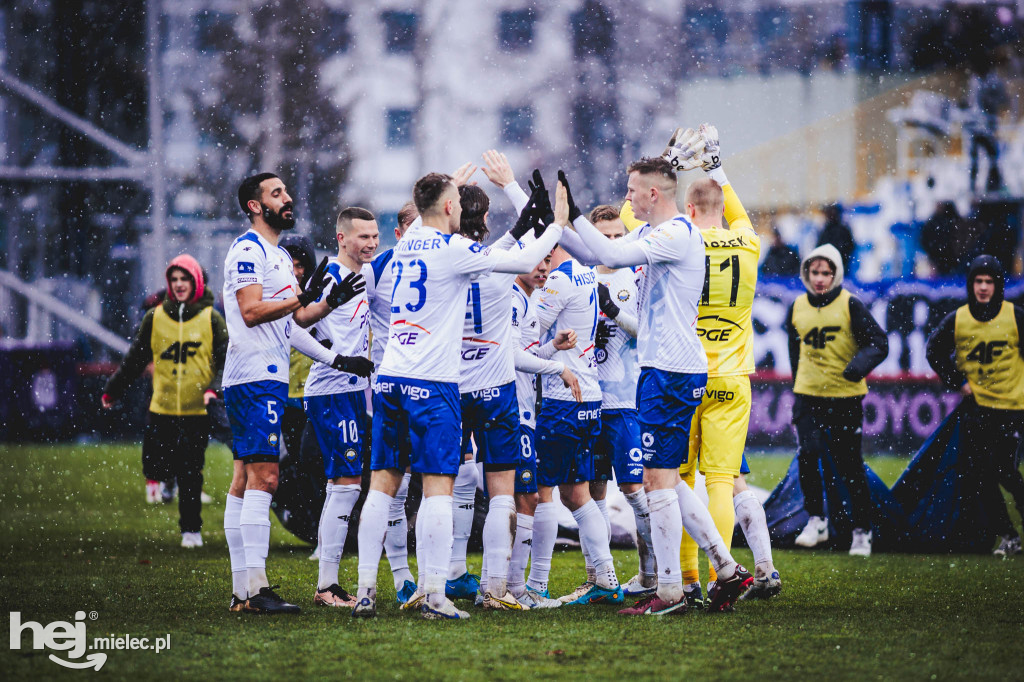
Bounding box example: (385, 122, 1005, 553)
(698, 184, 759, 377)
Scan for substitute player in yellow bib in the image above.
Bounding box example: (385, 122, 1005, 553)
(926, 255, 1024, 556)
(785, 244, 888, 556)
(102, 254, 229, 547)
(658, 124, 780, 602)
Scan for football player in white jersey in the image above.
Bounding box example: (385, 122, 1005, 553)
(530, 221, 624, 607)
(352, 171, 565, 620)
(361, 201, 419, 605)
(585, 204, 658, 601)
(304, 207, 378, 609)
(222, 173, 372, 615)
(557, 161, 752, 616)
(480, 153, 579, 609)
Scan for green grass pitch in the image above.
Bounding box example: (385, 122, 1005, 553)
(2, 443, 1023, 680)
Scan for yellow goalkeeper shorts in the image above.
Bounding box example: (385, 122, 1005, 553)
(682, 375, 751, 477)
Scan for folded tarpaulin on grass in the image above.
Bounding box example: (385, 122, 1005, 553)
(758, 401, 1005, 554)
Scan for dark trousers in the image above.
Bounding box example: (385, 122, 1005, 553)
(142, 412, 210, 533)
(281, 402, 307, 464)
(794, 394, 873, 529)
(961, 401, 1024, 538)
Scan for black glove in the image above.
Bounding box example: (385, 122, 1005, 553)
(595, 318, 614, 350)
(557, 170, 582, 223)
(597, 283, 620, 319)
(326, 271, 366, 308)
(297, 256, 330, 307)
(319, 337, 333, 350)
(331, 355, 374, 378)
(510, 189, 540, 240)
(528, 169, 555, 226)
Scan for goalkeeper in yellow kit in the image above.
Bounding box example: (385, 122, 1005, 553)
(657, 125, 781, 604)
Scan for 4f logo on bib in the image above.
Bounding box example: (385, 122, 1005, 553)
(803, 326, 840, 349)
(966, 340, 1008, 365)
(160, 341, 201, 364)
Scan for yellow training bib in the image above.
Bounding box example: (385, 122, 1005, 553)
(955, 301, 1024, 410)
(791, 289, 866, 397)
(150, 306, 215, 416)
(289, 347, 314, 399)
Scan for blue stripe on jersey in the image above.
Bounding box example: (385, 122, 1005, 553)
(554, 260, 574, 278)
(234, 232, 266, 257)
(512, 283, 528, 317)
(370, 249, 394, 286)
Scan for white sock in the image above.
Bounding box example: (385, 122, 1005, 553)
(419, 495, 454, 607)
(572, 500, 618, 590)
(647, 488, 684, 602)
(224, 494, 247, 598)
(594, 497, 611, 538)
(357, 490, 392, 590)
(581, 530, 596, 583)
(482, 495, 516, 596)
(385, 473, 414, 590)
(624, 489, 656, 578)
(448, 462, 477, 579)
(526, 502, 557, 593)
(508, 513, 533, 597)
(735, 490, 774, 576)
(317, 483, 361, 590)
(240, 489, 273, 595)
(675, 481, 737, 580)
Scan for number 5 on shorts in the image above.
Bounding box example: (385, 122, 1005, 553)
(267, 400, 279, 425)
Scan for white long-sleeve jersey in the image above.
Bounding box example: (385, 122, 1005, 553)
(511, 282, 563, 429)
(534, 259, 601, 403)
(377, 221, 563, 384)
(595, 266, 641, 410)
(304, 260, 371, 397)
(362, 248, 395, 367)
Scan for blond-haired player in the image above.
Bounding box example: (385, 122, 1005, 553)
(664, 125, 781, 603)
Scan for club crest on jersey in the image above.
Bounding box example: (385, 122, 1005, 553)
(594, 348, 607, 363)
(617, 289, 630, 302)
(520, 469, 533, 484)
(344, 448, 358, 462)
(267, 432, 279, 447)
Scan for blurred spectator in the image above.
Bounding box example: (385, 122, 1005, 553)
(816, 204, 855, 273)
(920, 201, 968, 276)
(965, 58, 1007, 195)
(971, 199, 1021, 275)
(760, 226, 801, 277)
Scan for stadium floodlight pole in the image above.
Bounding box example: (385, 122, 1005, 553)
(146, 0, 169, 288)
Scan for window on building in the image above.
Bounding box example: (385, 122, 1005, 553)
(756, 6, 790, 42)
(498, 9, 535, 51)
(684, 4, 729, 47)
(386, 108, 414, 147)
(500, 105, 534, 145)
(381, 10, 417, 54)
(571, 1, 614, 60)
(195, 11, 234, 53)
(317, 10, 351, 55)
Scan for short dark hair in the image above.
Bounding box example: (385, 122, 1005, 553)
(458, 185, 490, 242)
(413, 173, 454, 214)
(626, 157, 676, 185)
(238, 172, 279, 218)
(336, 206, 376, 233)
(589, 204, 620, 224)
(397, 200, 419, 231)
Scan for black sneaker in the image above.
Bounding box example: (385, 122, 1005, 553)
(229, 594, 247, 612)
(245, 585, 301, 614)
(707, 565, 753, 613)
(683, 583, 705, 611)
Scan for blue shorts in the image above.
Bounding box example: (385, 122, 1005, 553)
(740, 452, 750, 476)
(636, 368, 707, 470)
(371, 375, 462, 476)
(461, 382, 520, 467)
(593, 408, 645, 485)
(516, 425, 539, 494)
(305, 392, 368, 479)
(224, 380, 288, 462)
(536, 399, 601, 487)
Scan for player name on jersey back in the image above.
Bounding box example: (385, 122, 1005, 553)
(535, 260, 601, 402)
(222, 230, 298, 387)
(378, 224, 498, 384)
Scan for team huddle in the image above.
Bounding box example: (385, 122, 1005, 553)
(220, 125, 783, 619)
